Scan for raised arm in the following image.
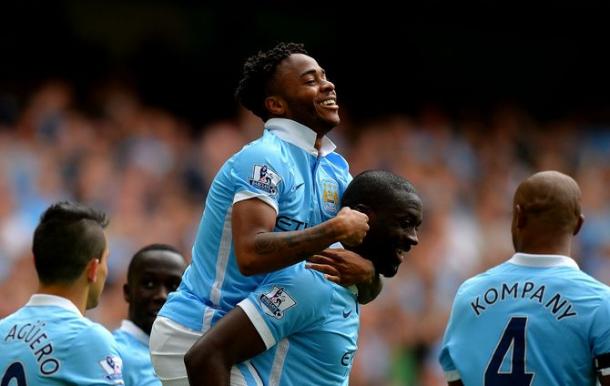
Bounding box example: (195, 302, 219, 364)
(232, 199, 368, 275)
(184, 307, 265, 386)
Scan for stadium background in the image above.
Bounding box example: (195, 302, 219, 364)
(1, 3, 609, 385)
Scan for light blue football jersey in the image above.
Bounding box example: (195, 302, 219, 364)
(235, 262, 359, 386)
(159, 118, 351, 332)
(439, 253, 610, 386)
(0, 294, 124, 385)
(113, 320, 160, 386)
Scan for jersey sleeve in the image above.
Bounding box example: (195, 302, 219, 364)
(591, 295, 610, 357)
(230, 143, 292, 214)
(237, 270, 328, 349)
(65, 324, 125, 385)
(438, 286, 465, 382)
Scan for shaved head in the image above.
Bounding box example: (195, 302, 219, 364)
(512, 171, 584, 253)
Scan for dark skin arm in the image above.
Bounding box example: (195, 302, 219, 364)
(448, 381, 463, 386)
(601, 376, 610, 386)
(232, 199, 369, 276)
(184, 307, 266, 386)
(306, 248, 382, 304)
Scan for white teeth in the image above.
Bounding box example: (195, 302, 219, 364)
(321, 99, 336, 106)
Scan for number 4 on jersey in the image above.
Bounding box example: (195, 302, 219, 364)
(485, 316, 534, 386)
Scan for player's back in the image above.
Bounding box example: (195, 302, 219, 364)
(440, 253, 610, 386)
(0, 295, 123, 385)
(235, 263, 359, 386)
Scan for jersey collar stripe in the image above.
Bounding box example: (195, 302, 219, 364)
(119, 319, 149, 345)
(508, 253, 580, 269)
(26, 294, 82, 316)
(265, 118, 336, 157)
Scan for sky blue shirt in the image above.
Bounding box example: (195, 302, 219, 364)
(113, 320, 160, 386)
(159, 118, 351, 332)
(439, 253, 610, 386)
(234, 263, 359, 386)
(0, 294, 124, 385)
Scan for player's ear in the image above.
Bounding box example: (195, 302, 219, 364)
(123, 283, 130, 303)
(354, 204, 374, 222)
(573, 213, 584, 236)
(515, 204, 526, 228)
(265, 96, 285, 116)
(86, 258, 100, 283)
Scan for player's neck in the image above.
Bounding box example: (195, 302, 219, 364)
(517, 234, 573, 256)
(38, 283, 87, 314)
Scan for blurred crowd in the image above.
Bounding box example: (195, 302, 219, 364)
(1, 81, 609, 386)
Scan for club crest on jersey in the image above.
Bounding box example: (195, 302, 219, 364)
(259, 286, 296, 319)
(322, 179, 339, 214)
(250, 164, 282, 196)
(99, 355, 124, 384)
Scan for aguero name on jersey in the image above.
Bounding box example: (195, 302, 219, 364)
(113, 320, 160, 386)
(0, 294, 124, 385)
(159, 118, 351, 333)
(439, 253, 610, 386)
(234, 262, 359, 386)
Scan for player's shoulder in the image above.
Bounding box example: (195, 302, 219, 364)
(74, 320, 117, 348)
(261, 264, 333, 305)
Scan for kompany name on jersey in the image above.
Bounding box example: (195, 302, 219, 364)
(249, 164, 282, 195)
(4, 320, 60, 375)
(470, 281, 577, 320)
(259, 287, 296, 319)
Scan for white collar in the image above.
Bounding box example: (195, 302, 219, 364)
(265, 118, 337, 157)
(119, 319, 149, 345)
(507, 253, 580, 269)
(26, 294, 83, 316)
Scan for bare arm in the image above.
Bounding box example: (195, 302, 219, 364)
(184, 307, 266, 386)
(448, 381, 464, 386)
(232, 199, 368, 275)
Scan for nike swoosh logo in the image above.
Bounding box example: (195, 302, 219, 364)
(293, 182, 305, 191)
(342, 310, 352, 318)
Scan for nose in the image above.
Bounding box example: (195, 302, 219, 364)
(407, 228, 418, 246)
(321, 78, 335, 92)
(154, 286, 169, 302)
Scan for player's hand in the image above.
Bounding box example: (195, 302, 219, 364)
(334, 207, 369, 247)
(306, 248, 375, 286)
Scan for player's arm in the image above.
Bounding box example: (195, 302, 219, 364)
(184, 307, 265, 386)
(306, 248, 381, 303)
(447, 381, 464, 386)
(596, 353, 610, 386)
(232, 199, 368, 275)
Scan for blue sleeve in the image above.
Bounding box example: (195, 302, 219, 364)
(591, 295, 610, 357)
(237, 270, 328, 349)
(230, 142, 293, 213)
(65, 324, 125, 385)
(438, 286, 465, 382)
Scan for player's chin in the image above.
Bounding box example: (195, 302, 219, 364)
(379, 264, 400, 278)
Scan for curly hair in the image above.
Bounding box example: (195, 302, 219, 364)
(235, 42, 308, 121)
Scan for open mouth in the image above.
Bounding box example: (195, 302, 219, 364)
(319, 97, 339, 109)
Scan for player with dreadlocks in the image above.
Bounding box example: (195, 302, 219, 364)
(149, 42, 381, 385)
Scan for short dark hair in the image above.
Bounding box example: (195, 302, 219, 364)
(126, 243, 184, 283)
(33, 201, 109, 285)
(341, 170, 417, 210)
(235, 42, 308, 121)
